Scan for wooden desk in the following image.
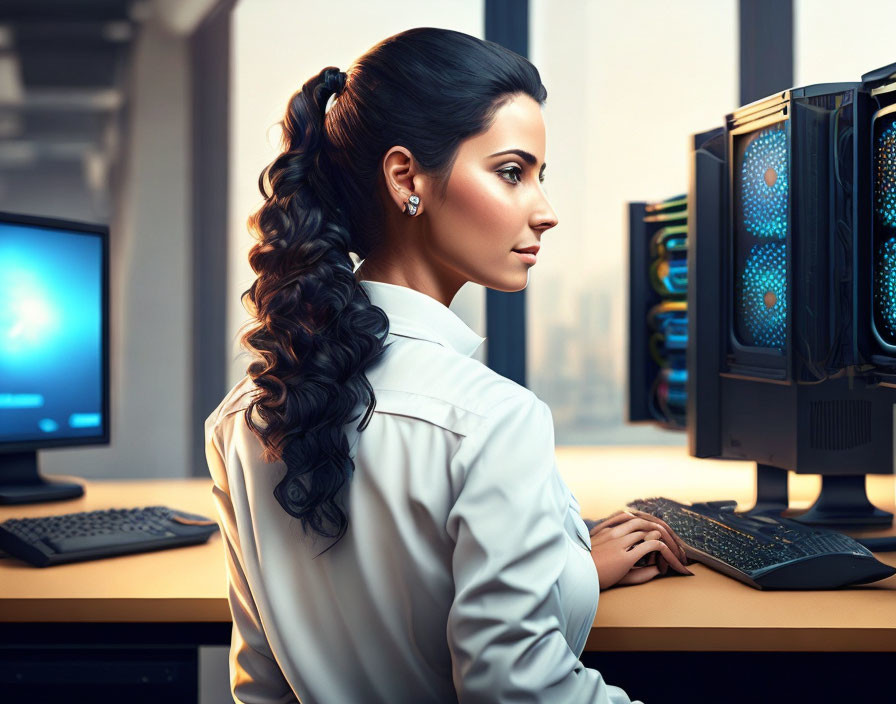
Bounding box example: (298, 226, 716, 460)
(0, 478, 229, 624)
(554, 446, 896, 653)
(2, 448, 895, 701)
(2, 449, 896, 646)
(559, 447, 896, 703)
(0, 478, 230, 702)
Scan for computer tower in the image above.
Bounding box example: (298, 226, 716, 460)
(687, 126, 726, 459)
(627, 196, 687, 430)
(690, 83, 894, 525)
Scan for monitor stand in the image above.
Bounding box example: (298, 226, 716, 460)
(743, 463, 892, 526)
(746, 463, 790, 515)
(0, 451, 84, 505)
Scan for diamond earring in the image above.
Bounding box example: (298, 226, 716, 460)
(404, 193, 420, 216)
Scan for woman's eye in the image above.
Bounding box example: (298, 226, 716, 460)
(498, 166, 523, 184)
(498, 166, 546, 185)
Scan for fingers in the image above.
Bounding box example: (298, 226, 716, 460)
(604, 514, 688, 565)
(590, 517, 647, 543)
(618, 530, 651, 549)
(632, 515, 687, 563)
(590, 510, 635, 535)
(630, 539, 694, 575)
(627, 510, 689, 561)
(617, 528, 662, 551)
(594, 518, 679, 554)
(617, 565, 661, 586)
(589, 510, 692, 570)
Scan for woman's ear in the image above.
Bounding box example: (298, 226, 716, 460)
(381, 146, 426, 216)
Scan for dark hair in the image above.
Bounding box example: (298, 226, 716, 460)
(239, 27, 547, 555)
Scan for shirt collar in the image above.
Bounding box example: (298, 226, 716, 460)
(358, 280, 485, 358)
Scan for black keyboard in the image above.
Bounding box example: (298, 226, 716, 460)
(0, 506, 219, 567)
(624, 497, 896, 589)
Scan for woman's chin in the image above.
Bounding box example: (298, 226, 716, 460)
(505, 271, 531, 292)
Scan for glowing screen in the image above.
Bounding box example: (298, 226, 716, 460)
(0, 222, 104, 443)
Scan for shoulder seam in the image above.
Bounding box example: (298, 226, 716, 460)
(373, 387, 489, 421)
(445, 390, 542, 467)
(210, 382, 534, 429)
(373, 385, 535, 421)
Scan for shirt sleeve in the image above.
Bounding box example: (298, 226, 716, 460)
(206, 417, 298, 704)
(445, 392, 639, 704)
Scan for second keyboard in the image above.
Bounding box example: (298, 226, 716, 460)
(626, 497, 896, 589)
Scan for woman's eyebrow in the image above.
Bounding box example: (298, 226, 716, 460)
(488, 148, 547, 172)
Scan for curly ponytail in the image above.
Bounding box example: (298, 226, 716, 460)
(240, 66, 391, 553)
(239, 28, 547, 555)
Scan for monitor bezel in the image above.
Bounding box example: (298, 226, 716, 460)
(0, 209, 110, 453)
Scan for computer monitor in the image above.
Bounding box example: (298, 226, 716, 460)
(688, 81, 896, 527)
(0, 210, 109, 504)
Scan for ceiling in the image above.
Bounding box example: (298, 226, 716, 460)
(0, 0, 224, 216)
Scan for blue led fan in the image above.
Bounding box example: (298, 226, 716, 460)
(874, 118, 896, 346)
(876, 121, 896, 228)
(876, 238, 896, 343)
(741, 126, 788, 239)
(738, 241, 787, 349)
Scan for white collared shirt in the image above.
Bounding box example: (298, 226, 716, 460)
(205, 279, 639, 704)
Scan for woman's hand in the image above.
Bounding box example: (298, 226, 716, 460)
(589, 510, 693, 589)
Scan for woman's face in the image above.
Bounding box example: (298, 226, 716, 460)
(364, 93, 559, 307)
(423, 94, 558, 297)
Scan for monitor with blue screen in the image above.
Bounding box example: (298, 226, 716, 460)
(0, 211, 109, 504)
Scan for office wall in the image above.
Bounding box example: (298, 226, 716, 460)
(227, 0, 487, 389)
(527, 0, 739, 444)
(37, 15, 194, 480)
(795, 0, 896, 86)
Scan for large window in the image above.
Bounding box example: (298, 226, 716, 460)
(527, 0, 738, 444)
(795, 0, 896, 86)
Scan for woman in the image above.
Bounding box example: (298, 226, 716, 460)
(205, 26, 691, 704)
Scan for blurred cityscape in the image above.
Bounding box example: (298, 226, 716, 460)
(527, 271, 686, 447)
